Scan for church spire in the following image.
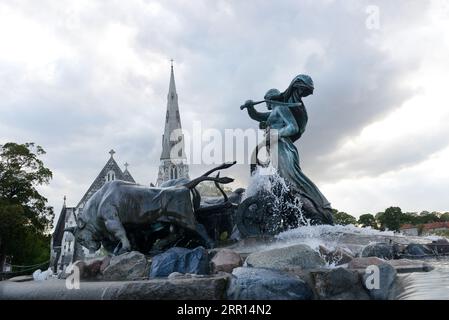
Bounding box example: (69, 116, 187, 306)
(160, 61, 185, 160)
(168, 63, 177, 101)
(156, 61, 189, 185)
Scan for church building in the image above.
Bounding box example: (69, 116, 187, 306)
(51, 63, 190, 272)
(50, 150, 135, 272)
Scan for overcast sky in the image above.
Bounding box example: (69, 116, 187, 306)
(1, 0, 449, 223)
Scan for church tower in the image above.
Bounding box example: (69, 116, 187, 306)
(156, 61, 189, 186)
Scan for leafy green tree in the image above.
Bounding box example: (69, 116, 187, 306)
(358, 213, 378, 229)
(0, 142, 54, 272)
(416, 211, 441, 224)
(332, 209, 357, 226)
(440, 212, 449, 222)
(376, 206, 403, 231)
(401, 212, 418, 225)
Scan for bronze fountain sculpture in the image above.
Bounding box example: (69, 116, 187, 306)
(236, 74, 334, 236)
(66, 74, 333, 255)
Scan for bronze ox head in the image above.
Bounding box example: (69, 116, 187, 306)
(64, 217, 101, 253)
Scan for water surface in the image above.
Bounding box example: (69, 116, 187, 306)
(396, 258, 449, 300)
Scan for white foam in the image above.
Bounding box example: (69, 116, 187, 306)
(277, 224, 396, 243)
(243, 166, 309, 228)
(424, 235, 445, 241)
(274, 224, 398, 266)
(239, 167, 403, 266)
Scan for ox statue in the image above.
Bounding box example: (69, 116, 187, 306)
(64, 162, 236, 255)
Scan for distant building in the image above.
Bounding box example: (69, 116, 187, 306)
(399, 224, 419, 236)
(400, 221, 449, 236)
(156, 62, 189, 186)
(422, 221, 449, 234)
(50, 150, 135, 273)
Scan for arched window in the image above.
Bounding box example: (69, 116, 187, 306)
(106, 170, 115, 182)
(170, 166, 178, 180)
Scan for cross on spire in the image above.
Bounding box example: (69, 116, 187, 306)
(124, 162, 129, 170)
(109, 149, 116, 158)
(170, 58, 174, 68)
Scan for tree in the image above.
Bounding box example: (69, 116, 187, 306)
(358, 213, 378, 229)
(332, 209, 357, 226)
(376, 206, 403, 231)
(416, 211, 441, 224)
(440, 212, 449, 222)
(0, 142, 54, 272)
(401, 212, 419, 225)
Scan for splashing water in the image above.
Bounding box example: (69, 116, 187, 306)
(276, 224, 397, 253)
(278, 224, 396, 242)
(238, 167, 401, 259)
(235, 167, 441, 269)
(243, 166, 310, 231)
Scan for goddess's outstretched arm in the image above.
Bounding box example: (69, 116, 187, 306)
(242, 100, 270, 122)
